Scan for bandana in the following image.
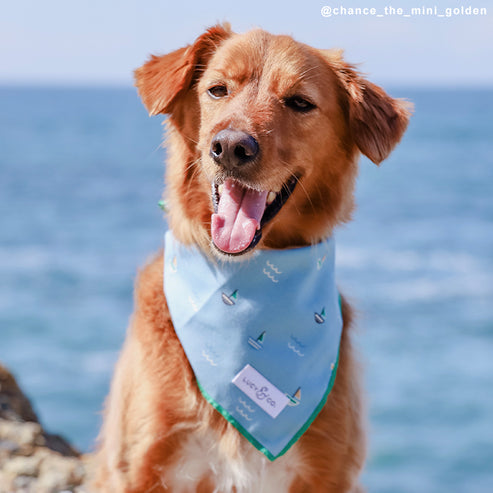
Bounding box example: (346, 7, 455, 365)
(163, 231, 342, 460)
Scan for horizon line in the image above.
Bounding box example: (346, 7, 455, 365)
(1, 81, 492, 91)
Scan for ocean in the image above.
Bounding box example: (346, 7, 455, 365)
(0, 86, 492, 492)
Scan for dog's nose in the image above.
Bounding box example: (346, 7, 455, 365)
(210, 129, 259, 169)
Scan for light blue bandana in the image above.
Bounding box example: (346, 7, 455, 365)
(163, 231, 342, 460)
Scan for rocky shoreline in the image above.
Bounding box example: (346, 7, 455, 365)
(0, 363, 87, 493)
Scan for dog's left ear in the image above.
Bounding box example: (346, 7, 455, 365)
(322, 50, 412, 165)
(135, 24, 232, 116)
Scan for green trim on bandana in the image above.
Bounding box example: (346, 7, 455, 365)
(196, 348, 340, 461)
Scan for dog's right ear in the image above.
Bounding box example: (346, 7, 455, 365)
(135, 24, 232, 116)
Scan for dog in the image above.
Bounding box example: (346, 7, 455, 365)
(91, 24, 411, 493)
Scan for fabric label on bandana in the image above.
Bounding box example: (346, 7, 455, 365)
(232, 364, 289, 418)
(163, 231, 342, 461)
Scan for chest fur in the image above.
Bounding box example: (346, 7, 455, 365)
(163, 427, 300, 493)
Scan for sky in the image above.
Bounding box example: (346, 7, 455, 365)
(1, 0, 492, 88)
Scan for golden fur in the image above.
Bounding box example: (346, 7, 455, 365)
(91, 24, 411, 492)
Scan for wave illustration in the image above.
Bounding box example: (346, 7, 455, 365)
(238, 397, 255, 413)
(265, 260, 282, 274)
(287, 342, 305, 357)
(235, 406, 253, 421)
(188, 295, 199, 312)
(262, 268, 279, 283)
(201, 350, 218, 366)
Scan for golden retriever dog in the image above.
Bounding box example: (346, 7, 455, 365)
(92, 24, 411, 493)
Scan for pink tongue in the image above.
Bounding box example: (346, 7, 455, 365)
(211, 180, 268, 254)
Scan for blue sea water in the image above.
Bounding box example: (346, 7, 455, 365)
(0, 86, 492, 492)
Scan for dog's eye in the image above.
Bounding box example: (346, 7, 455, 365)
(208, 85, 228, 99)
(284, 96, 316, 113)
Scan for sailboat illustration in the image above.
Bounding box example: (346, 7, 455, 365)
(169, 256, 177, 273)
(248, 331, 266, 350)
(286, 387, 301, 407)
(222, 289, 238, 306)
(314, 307, 326, 324)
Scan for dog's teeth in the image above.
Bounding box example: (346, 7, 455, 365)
(266, 191, 276, 205)
(218, 184, 224, 196)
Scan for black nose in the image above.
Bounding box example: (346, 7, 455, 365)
(210, 129, 259, 169)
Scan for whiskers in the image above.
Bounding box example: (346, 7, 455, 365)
(184, 157, 204, 197)
(278, 159, 314, 215)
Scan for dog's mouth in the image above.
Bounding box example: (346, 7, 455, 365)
(211, 177, 298, 256)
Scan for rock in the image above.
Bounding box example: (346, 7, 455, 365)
(0, 362, 88, 493)
(0, 365, 38, 423)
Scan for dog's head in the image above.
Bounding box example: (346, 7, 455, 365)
(135, 24, 411, 257)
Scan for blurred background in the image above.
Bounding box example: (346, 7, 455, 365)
(1, 1, 492, 492)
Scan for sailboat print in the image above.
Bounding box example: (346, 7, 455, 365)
(314, 307, 326, 324)
(248, 331, 266, 350)
(286, 387, 301, 407)
(222, 289, 238, 306)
